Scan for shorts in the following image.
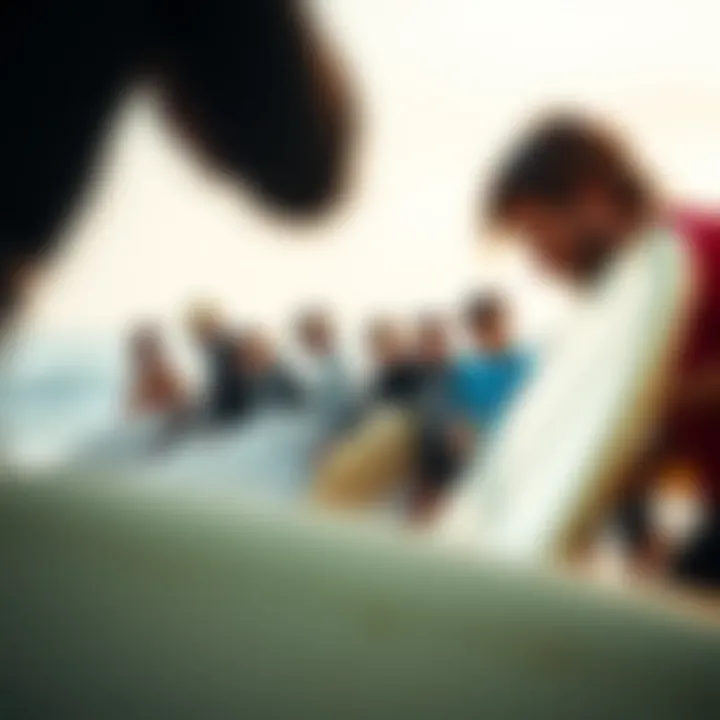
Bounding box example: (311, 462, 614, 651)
(416, 424, 461, 491)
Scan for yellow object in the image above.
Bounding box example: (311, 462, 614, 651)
(312, 408, 417, 510)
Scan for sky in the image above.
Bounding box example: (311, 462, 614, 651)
(22, 0, 720, 343)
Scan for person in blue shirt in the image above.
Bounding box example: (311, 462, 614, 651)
(409, 297, 533, 522)
(450, 293, 533, 432)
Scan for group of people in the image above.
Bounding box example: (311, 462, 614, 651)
(116, 111, 720, 587)
(2, 0, 719, 590)
(125, 293, 533, 516)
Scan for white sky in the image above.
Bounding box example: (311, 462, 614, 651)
(23, 0, 720, 342)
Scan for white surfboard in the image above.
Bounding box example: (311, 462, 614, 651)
(439, 227, 693, 560)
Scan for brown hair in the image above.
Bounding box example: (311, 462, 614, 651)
(463, 292, 508, 330)
(486, 113, 653, 225)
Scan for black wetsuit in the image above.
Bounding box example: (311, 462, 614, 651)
(372, 361, 426, 408)
(204, 335, 252, 425)
(415, 363, 462, 490)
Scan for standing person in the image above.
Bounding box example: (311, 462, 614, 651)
(366, 318, 425, 408)
(447, 293, 534, 453)
(409, 294, 533, 522)
(242, 328, 303, 412)
(411, 314, 461, 521)
(186, 304, 251, 426)
(312, 318, 422, 510)
(76, 324, 188, 462)
(415, 313, 453, 390)
(296, 308, 357, 439)
(126, 324, 187, 418)
(483, 111, 720, 587)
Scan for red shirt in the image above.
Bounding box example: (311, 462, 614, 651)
(668, 207, 720, 505)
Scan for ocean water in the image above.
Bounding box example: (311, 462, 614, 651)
(0, 334, 126, 469)
(0, 332, 348, 507)
(0, 331, 359, 473)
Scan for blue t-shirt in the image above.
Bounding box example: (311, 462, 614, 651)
(448, 348, 534, 431)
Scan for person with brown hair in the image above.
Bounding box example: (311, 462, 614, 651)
(186, 304, 252, 426)
(242, 328, 303, 412)
(449, 294, 532, 433)
(484, 111, 720, 587)
(295, 308, 356, 439)
(126, 324, 186, 418)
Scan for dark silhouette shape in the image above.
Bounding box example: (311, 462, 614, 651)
(0, 0, 354, 325)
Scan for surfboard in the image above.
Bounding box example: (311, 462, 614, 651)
(439, 227, 694, 561)
(0, 476, 718, 719)
(1, 227, 718, 719)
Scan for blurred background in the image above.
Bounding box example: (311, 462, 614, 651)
(1, 0, 719, 469)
